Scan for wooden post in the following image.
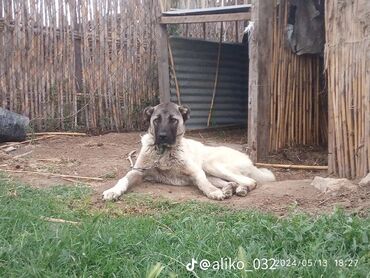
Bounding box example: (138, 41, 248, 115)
(156, 1, 171, 103)
(72, 0, 82, 128)
(73, 0, 83, 93)
(247, 0, 274, 161)
(156, 24, 171, 103)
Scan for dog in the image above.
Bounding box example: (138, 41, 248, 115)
(103, 102, 275, 201)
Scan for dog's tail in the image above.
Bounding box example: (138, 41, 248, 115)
(249, 166, 276, 183)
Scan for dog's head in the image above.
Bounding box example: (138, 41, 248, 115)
(144, 102, 190, 151)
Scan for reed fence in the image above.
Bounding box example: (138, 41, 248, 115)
(0, 0, 250, 132)
(268, 0, 327, 152)
(325, 0, 370, 178)
(0, 0, 159, 131)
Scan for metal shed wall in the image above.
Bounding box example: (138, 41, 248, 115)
(169, 37, 248, 129)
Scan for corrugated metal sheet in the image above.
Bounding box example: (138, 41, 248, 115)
(169, 37, 248, 129)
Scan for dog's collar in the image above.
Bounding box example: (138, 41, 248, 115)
(131, 166, 152, 172)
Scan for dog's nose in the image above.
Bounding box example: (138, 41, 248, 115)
(158, 133, 168, 140)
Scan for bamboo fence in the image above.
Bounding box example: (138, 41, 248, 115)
(0, 0, 159, 131)
(0, 0, 248, 132)
(268, 0, 327, 152)
(325, 0, 370, 178)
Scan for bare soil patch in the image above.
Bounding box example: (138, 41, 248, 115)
(1, 129, 369, 216)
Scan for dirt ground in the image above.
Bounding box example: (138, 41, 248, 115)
(1, 129, 369, 216)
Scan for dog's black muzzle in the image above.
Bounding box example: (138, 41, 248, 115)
(154, 132, 176, 154)
(155, 131, 176, 145)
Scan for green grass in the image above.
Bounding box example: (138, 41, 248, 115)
(0, 174, 369, 277)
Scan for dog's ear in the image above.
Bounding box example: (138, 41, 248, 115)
(143, 106, 154, 122)
(178, 105, 191, 122)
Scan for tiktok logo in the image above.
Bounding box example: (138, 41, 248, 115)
(186, 257, 247, 272)
(186, 258, 198, 272)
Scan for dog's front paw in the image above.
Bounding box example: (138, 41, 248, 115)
(235, 186, 249, 197)
(102, 187, 122, 201)
(103, 178, 128, 201)
(222, 183, 235, 198)
(235, 183, 256, 197)
(207, 189, 225, 201)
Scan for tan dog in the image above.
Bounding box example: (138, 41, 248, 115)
(103, 102, 275, 201)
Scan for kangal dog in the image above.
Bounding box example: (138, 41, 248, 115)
(103, 102, 275, 201)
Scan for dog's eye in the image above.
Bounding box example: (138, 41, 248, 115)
(153, 118, 160, 124)
(170, 118, 178, 124)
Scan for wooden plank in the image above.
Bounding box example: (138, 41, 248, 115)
(255, 163, 328, 170)
(0, 169, 104, 181)
(160, 12, 250, 24)
(162, 4, 251, 16)
(27, 132, 87, 137)
(247, 0, 274, 162)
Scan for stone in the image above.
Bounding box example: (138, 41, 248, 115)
(0, 107, 29, 143)
(0, 151, 11, 161)
(3, 146, 17, 153)
(359, 173, 370, 187)
(311, 176, 357, 195)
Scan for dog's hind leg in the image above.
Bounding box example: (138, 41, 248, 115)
(205, 166, 257, 197)
(206, 176, 237, 198)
